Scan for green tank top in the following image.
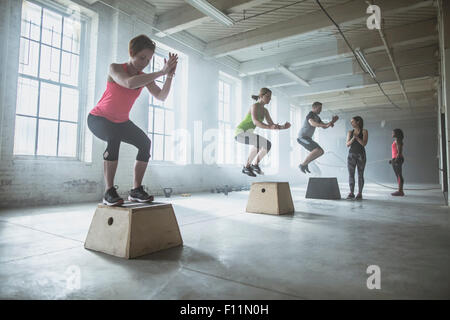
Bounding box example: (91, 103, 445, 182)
(235, 107, 265, 136)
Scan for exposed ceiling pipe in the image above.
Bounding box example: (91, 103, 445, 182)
(377, 25, 413, 112)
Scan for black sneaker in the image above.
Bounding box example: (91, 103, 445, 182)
(346, 193, 355, 200)
(128, 185, 154, 203)
(355, 193, 363, 200)
(250, 164, 264, 175)
(299, 164, 308, 174)
(242, 166, 256, 177)
(103, 186, 124, 206)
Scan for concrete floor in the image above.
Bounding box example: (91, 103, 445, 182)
(0, 183, 449, 299)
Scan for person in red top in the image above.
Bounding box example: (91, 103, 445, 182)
(88, 35, 178, 206)
(390, 128, 405, 196)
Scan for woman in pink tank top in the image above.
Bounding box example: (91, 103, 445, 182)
(390, 128, 405, 196)
(87, 34, 178, 206)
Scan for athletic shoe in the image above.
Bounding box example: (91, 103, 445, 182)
(305, 166, 311, 173)
(346, 193, 355, 200)
(355, 193, 363, 200)
(299, 164, 308, 174)
(250, 164, 264, 175)
(128, 185, 154, 203)
(103, 185, 124, 206)
(391, 191, 404, 196)
(242, 166, 256, 177)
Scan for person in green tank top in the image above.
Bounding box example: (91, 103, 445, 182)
(235, 87, 291, 177)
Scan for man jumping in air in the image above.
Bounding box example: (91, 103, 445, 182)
(297, 101, 338, 174)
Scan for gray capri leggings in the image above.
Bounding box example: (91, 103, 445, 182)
(234, 131, 272, 151)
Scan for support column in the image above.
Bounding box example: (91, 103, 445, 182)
(437, 0, 450, 205)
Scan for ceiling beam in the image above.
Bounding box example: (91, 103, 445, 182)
(291, 77, 437, 102)
(302, 92, 437, 111)
(154, 0, 268, 37)
(283, 63, 438, 97)
(205, 0, 433, 58)
(239, 19, 437, 76)
(263, 45, 438, 88)
(294, 89, 437, 109)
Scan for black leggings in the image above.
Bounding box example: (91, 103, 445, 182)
(87, 114, 151, 162)
(392, 157, 404, 190)
(347, 152, 366, 194)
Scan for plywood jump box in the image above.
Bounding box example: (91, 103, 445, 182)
(84, 202, 183, 259)
(246, 182, 295, 215)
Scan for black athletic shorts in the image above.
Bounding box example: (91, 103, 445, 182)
(297, 136, 321, 152)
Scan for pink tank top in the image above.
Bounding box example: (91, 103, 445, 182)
(90, 63, 144, 123)
(392, 141, 398, 158)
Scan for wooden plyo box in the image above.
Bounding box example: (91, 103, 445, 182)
(84, 202, 183, 259)
(246, 182, 295, 215)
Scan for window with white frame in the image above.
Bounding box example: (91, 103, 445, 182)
(146, 52, 175, 162)
(290, 106, 302, 168)
(14, 0, 83, 158)
(218, 73, 242, 165)
(218, 79, 232, 164)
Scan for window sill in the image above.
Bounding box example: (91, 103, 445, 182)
(13, 155, 93, 165)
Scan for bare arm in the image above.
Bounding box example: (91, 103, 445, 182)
(146, 61, 176, 101)
(109, 63, 165, 89)
(346, 130, 354, 147)
(251, 104, 274, 129)
(148, 54, 178, 101)
(354, 129, 368, 147)
(264, 108, 275, 126)
(109, 54, 177, 89)
(308, 118, 331, 129)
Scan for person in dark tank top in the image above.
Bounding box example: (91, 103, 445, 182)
(346, 116, 368, 200)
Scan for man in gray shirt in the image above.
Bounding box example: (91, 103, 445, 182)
(297, 101, 338, 173)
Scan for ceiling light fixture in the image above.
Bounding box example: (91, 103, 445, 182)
(355, 48, 376, 79)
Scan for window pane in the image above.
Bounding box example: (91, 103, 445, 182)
(218, 122, 225, 164)
(154, 55, 164, 74)
(62, 17, 81, 53)
(40, 45, 60, 82)
(16, 77, 38, 116)
(153, 134, 164, 161)
(165, 88, 174, 109)
(19, 38, 39, 77)
(60, 52, 79, 86)
(165, 110, 174, 135)
(153, 95, 164, 107)
(39, 82, 60, 119)
(13, 116, 36, 155)
(148, 107, 154, 133)
(224, 83, 230, 104)
(219, 81, 223, 100)
(154, 108, 164, 134)
(218, 101, 223, 121)
(21, 1, 41, 41)
(60, 87, 78, 122)
(164, 135, 173, 161)
(37, 119, 58, 156)
(224, 102, 230, 122)
(225, 123, 233, 164)
(58, 122, 77, 157)
(42, 9, 62, 47)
